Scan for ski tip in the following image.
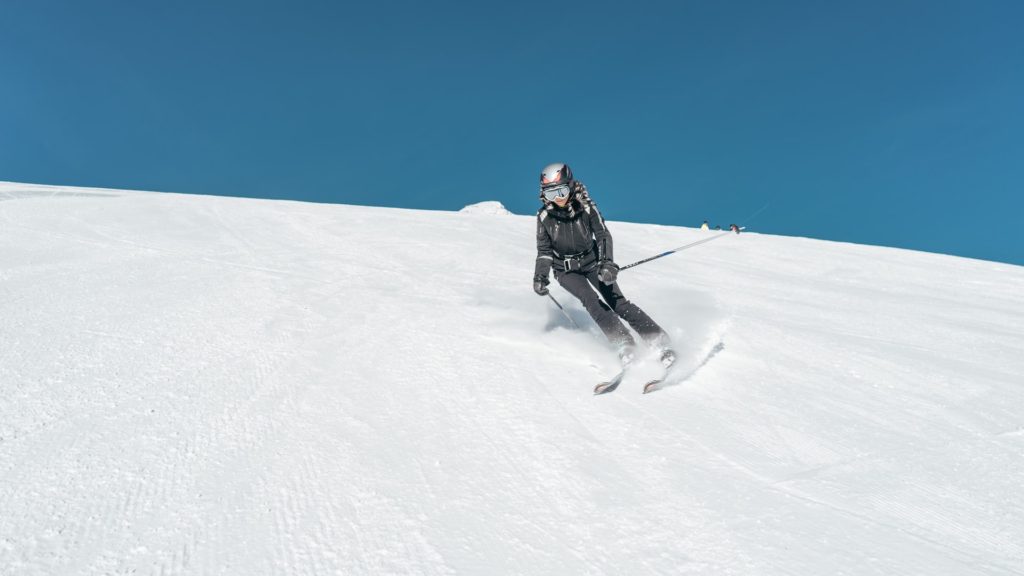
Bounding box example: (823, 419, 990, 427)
(594, 371, 625, 395)
(642, 380, 663, 394)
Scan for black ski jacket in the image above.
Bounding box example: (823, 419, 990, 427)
(534, 181, 614, 281)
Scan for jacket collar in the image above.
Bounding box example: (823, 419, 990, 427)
(545, 199, 582, 220)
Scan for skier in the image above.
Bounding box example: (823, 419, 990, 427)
(532, 162, 675, 368)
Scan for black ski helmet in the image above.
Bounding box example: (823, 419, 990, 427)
(540, 162, 573, 189)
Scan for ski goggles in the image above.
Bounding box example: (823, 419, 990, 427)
(542, 184, 571, 201)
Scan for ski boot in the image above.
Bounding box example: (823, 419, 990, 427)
(649, 333, 676, 369)
(659, 348, 677, 369)
(617, 344, 637, 368)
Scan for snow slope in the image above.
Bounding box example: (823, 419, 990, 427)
(1, 181, 1023, 575)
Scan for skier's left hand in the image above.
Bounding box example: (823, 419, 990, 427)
(598, 261, 619, 285)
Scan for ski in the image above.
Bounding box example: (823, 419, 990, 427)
(593, 370, 626, 395)
(642, 378, 665, 394)
(642, 353, 678, 394)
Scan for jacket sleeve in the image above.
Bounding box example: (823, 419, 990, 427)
(587, 199, 614, 263)
(534, 212, 554, 281)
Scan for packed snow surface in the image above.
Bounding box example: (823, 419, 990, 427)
(2, 181, 1023, 575)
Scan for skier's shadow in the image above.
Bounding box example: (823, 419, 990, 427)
(543, 304, 597, 335)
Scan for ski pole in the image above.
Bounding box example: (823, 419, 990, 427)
(547, 293, 581, 330)
(620, 226, 744, 271)
(620, 202, 769, 272)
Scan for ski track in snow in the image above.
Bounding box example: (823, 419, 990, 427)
(1, 182, 1024, 575)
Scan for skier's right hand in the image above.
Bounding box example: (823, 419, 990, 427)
(533, 278, 549, 296)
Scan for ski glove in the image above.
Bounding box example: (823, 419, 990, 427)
(533, 277, 550, 296)
(598, 261, 619, 285)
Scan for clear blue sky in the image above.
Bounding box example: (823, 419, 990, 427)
(2, 0, 1022, 265)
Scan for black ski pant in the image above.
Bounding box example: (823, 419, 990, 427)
(555, 268, 665, 349)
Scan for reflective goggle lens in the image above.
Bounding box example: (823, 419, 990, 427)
(543, 185, 571, 201)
